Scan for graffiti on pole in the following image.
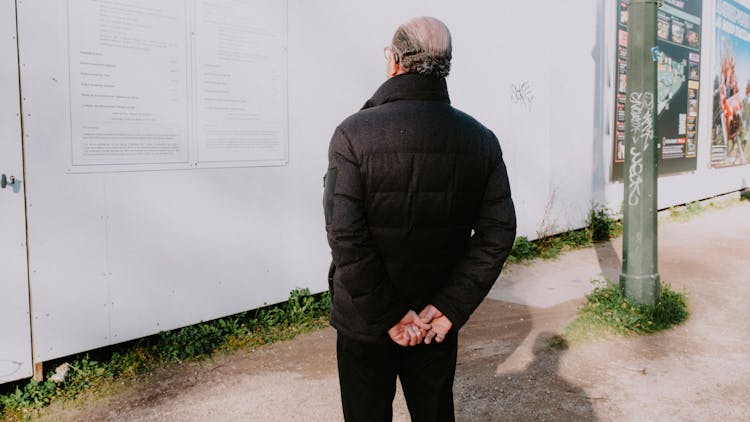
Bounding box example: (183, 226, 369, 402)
(628, 92, 655, 206)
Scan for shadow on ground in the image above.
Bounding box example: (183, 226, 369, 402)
(594, 239, 621, 283)
(455, 299, 597, 421)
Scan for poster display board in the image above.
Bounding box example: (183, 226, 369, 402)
(66, 0, 287, 172)
(613, 0, 703, 179)
(712, 0, 750, 166)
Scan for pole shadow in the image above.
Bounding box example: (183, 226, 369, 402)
(594, 239, 622, 283)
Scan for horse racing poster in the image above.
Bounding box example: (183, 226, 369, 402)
(713, 0, 750, 167)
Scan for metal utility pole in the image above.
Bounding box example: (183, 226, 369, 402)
(620, 0, 660, 305)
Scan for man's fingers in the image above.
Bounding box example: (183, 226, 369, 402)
(418, 304, 434, 319)
(403, 328, 413, 346)
(390, 310, 440, 347)
(419, 305, 444, 325)
(403, 310, 418, 323)
(424, 330, 437, 345)
(390, 328, 407, 347)
(407, 326, 420, 346)
(413, 317, 431, 331)
(418, 308, 430, 320)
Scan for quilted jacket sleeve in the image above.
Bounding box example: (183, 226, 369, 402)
(325, 126, 409, 330)
(431, 147, 517, 331)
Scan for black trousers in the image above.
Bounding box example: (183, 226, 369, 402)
(336, 332, 458, 422)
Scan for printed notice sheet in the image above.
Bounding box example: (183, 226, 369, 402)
(68, 0, 190, 167)
(66, 0, 287, 172)
(195, 0, 286, 163)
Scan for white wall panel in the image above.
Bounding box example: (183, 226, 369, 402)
(0, 0, 32, 383)
(17, 0, 324, 362)
(287, 0, 604, 238)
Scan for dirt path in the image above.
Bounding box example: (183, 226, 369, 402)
(35, 201, 750, 421)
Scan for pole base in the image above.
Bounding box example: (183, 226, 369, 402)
(619, 273, 661, 305)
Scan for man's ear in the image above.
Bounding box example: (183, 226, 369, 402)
(387, 56, 401, 78)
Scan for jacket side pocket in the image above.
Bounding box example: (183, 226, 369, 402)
(323, 167, 337, 225)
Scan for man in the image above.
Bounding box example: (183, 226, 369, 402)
(324, 16, 516, 422)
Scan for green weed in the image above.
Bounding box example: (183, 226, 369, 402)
(668, 201, 704, 222)
(565, 282, 689, 343)
(559, 228, 591, 248)
(545, 334, 569, 351)
(0, 380, 58, 413)
(664, 198, 749, 223)
(505, 236, 537, 264)
(587, 205, 622, 241)
(537, 236, 564, 260)
(505, 204, 622, 265)
(685, 201, 702, 214)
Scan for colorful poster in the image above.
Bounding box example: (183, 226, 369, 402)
(613, 0, 703, 180)
(712, 0, 750, 167)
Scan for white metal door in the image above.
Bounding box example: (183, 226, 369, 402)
(0, 0, 32, 384)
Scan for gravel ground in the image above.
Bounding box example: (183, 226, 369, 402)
(33, 200, 750, 421)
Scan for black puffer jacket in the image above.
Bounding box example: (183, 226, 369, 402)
(324, 74, 516, 344)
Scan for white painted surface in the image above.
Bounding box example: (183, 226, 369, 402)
(9, 0, 750, 365)
(289, 0, 605, 238)
(0, 0, 32, 383)
(17, 0, 317, 362)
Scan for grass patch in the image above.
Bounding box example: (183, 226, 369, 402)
(545, 334, 570, 351)
(665, 196, 743, 223)
(505, 236, 538, 264)
(0, 288, 330, 421)
(668, 201, 703, 222)
(536, 236, 565, 260)
(587, 205, 622, 241)
(506, 204, 622, 265)
(565, 281, 689, 344)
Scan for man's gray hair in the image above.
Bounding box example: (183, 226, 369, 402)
(391, 16, 452, 78)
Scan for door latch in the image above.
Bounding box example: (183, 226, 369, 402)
(1, 174, 15, 188)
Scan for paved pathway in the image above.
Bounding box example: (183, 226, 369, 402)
(39, 198, 750, 421)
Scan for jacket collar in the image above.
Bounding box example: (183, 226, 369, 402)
(361, 74, 451, 110)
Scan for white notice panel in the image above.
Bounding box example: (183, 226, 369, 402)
(66, 0, 287, 172)
(67, 0, 190, 168)
(195, 0, 287, 164)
